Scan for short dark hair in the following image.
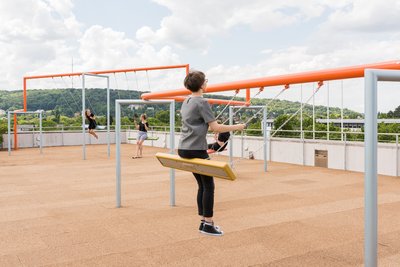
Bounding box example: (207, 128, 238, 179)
(183, 70, 206, 92)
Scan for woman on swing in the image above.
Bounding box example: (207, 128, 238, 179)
(132, 113, 149, 159)
(178, 70, 245, 236)
(85, 109, 98, 139)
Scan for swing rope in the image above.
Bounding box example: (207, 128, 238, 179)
(124, 72, 130, 90)
(271, 81, 323, 138)
(85, 90, 96, 115)
(146, 70, 151, 91)
(214, 89, 240, 121)
(229, 81, 324, 167)
(134, 71, 140, 91)
(211, 84, 290, 158)
(221, 87, 264, 125)
(208, 88, 264, 157)
(113, 73, 122, 100)
(60, 76, 81, 111)
(51, 77, 79, 116)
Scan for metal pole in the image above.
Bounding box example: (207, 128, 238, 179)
(300, 84, 303, 138)
(82, 74, 86, 160)
(107, 77, 110, 158)
(229, 106, 233, 167)
(241, 131, 244, 158)
(327, 81, 330, 141)
(263, 106, 267, 172)
(39, 111, 43, 154)
(364, 69, 377, 267)
(32, 125, 35, 147)
(116, 101, 121, 208)
(341, 80, 344, 141)
(7, 111, 11, 156)
(61, 125, 64, 146)
(301, 84, 304, 165)
(313, 83, 315, 140)
(115, 100, 174, 208)
(344, 133, 347, 171)
(169, 102, 176, 206)
(396, 134, 398, 177)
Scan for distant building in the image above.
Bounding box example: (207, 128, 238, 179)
(0, 109, 5, 116)
(317, 118, 400, 131)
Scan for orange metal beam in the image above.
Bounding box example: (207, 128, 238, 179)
(23, 64, 189, 112)
(160, 96, 246, 106)
(141, 60, 400, 100)
(23, 64, 189, 80)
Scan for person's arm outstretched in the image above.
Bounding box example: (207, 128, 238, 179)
(208, 121, 245, 133)
(133, 117, 139, 130)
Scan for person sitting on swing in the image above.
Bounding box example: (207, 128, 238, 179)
(207, 131, 230, 154)
(132, 113, 149, 159)
(85, 109, 98, 139)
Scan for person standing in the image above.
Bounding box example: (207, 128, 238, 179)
(178, 70, 245, 236)
(133, 114, 149, 158)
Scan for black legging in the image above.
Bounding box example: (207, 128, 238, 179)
(178, 149, 215, 217)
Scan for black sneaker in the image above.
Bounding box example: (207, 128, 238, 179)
(200, 222, 224, 236)
(199, 220, 220, 232)
(199, 220, 205, 231)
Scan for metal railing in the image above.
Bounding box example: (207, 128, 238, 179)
(6, 124, 400, 145)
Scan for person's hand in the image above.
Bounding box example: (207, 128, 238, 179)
(237, 123, 246, 131)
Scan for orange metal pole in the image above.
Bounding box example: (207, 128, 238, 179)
(23, 78, 27, 111)
(246, 88, 250, 103)
(141, 60, 400, 100)
(160, 96, 246, 106)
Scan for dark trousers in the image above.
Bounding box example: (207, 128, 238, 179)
(178, 149, 215, 217)
(208, 142, 227, 152)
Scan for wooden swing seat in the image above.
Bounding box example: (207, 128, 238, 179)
(155, 152, 236, 181)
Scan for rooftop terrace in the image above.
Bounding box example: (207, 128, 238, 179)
(1, 145, 400, 266)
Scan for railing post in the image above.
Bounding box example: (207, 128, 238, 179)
(61, 125, 64, 146)
(396, 134, 399, 177)
(344, 133, 347, 171)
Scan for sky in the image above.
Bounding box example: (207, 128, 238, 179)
(1, 0, 400, 113)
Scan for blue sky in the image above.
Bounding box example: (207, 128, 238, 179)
(1, 0, 400, 112)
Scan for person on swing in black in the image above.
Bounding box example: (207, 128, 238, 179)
(178, 70, 245, 236)
(85, 109, 98, 139)
(207, 131, 230, 154)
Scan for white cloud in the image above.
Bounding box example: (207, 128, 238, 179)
(200, 35, 400, 113)
(136, 26, 156, 43)
(145, 0, 346, 50)
(1, 0, 400, 112)
(321, 0, 400, 33)
(0, 0, 182, 91)
(78, 25, 180, 71)
(0, 0, 82, 90)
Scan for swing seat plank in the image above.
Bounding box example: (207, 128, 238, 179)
(155, 152, 236, 181)
(128, 137, 159, 141)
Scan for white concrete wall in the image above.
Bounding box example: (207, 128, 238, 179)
(2, 130, 399, 177)
(2, 130, 124, 149)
